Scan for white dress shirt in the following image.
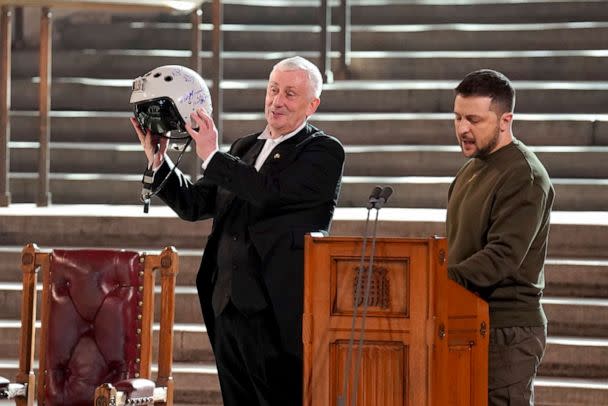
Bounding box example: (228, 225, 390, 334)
(202, 120, 307, 172)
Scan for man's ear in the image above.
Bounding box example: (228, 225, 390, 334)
(306, 97, 321, 116)
(500, 111, 513, 132)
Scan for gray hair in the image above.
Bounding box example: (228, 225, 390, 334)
(272, 56, 323, 99)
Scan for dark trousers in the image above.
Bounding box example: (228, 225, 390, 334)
(488, 326, 547, 406)
(213, 302, 302, 406)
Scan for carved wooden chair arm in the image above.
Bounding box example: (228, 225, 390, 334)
(94, 379, 169, 405)
(0, 376, 27, 399)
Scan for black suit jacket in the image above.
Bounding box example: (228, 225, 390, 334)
(153, 123, 345, 357)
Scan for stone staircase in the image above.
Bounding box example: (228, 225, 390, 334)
(3, 0, 608, 404)
(0, 207, 607, 405)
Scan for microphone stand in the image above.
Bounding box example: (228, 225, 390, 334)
(351, 186, 393, 406)
(337, 186, 381, 406)
(351, 187, 393, 405)
(350, 205, 380, 405)
(337, 186, 393, 406)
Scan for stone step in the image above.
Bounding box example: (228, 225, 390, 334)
(0, 282, 603, 337)
(544, 297, 608, 337)
(337, 177, 607, 212)
(114, 0, 608, 25)
(9, 110, 608, 147)
(0, 321, 214, 363)
(341, 145, 608, 178)
(54, 21, 608, 52)
(0, 349, 605, 404)
(544, 258, 608, 297)
(2, 248, 607, 298)
(10, 79, 608, 114)
(0, 282, 203, 325)
(0, 360, 222, 404)
(0, 206, 606, 258)
(540, 336, 608, 379)
(0, 355, 607, 406)
(0, 319, 604, 379)
(9, 142, 608, 179)
(7, 174, 608, 211)
(0, 246, 204, 286)
(344, 50, 608, 81)
(0, 403, 215, 406)
(535, 376, 608, 406)
(11, 50, 608, 81)
(0, 401, 220, 406)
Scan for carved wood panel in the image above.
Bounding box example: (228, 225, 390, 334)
(331, 340, 407, 406)
(331, 257, 409, 317)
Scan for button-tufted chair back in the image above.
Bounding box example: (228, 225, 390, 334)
(42, 250, 144, 405)
(8, 244, 179, 406)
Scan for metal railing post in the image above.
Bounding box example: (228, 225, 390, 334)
(190, 8, 202, 74)
(211, 0, 223, 145)
(37, 6, 52, 206)
(0, 5, 11, 206)
(336, 0, 351, 80)
(190, 7, 202, 179)
(13, 6, 23, 48)
(319, 0, 332, 83)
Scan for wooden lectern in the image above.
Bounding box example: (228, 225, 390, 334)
(303, 235, 489, 406)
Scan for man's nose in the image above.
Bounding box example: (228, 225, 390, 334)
(272, 93, 284, 106)
(456, 119, 470, 134)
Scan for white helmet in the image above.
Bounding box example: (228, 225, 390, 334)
(130, 65, 212, 134)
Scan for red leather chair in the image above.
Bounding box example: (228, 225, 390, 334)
(0, 243, 179, 406)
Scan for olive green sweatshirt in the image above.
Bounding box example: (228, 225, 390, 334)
(446, 139, 554, 328)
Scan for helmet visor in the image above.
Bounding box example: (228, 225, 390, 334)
(133, 97, 186, 135)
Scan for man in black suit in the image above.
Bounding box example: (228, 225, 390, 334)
(132, 56, 345, 406)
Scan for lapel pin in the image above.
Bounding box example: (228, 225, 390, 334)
(273, 153, 281, 159)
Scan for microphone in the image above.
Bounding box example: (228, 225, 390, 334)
(375, 186, 393, 209)
(366, 186, 382, 209)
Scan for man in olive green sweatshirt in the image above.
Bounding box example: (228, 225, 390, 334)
(447, 69, 554, 406)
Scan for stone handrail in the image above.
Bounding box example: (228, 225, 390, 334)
(0, 0, 204, 207)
